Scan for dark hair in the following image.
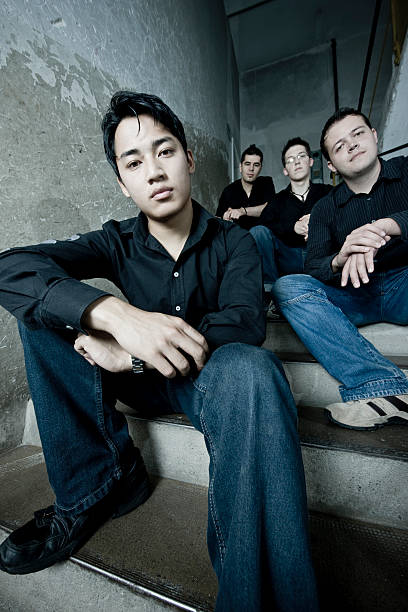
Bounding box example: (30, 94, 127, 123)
(320, 107, 372, 160)
(241, 144, 263, 164)
(281, 137, 311, 166)
(101, 91, 188, 179)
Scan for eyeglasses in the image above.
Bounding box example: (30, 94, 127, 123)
(285, 153, 309, 165)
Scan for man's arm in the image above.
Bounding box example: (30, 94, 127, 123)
(0, 231, 116, 330)
(227, 202, 267, 220)
(78, 296, 208, 378)
(0, 231, 209, 378)
(196, 226, 266, 350)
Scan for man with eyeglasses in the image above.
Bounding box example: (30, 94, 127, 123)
(250, 138, 331, 298)
(216, 143, 275, 230)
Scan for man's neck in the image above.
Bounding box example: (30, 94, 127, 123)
(290, 176, 310, 197)
(344, 157, 381, 194)
(148, 200, 194, 261)
(241, 178, 253, 196)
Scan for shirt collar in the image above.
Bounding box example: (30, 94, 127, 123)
(333, 157, 403, 207)
(132, 200, 217, 254)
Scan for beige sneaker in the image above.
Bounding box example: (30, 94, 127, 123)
(326, 394, 408, 430)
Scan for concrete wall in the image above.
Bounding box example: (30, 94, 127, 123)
(0, 0, 238, 449)
(379, 34, 408, 158)
(240, 26, 393, 191)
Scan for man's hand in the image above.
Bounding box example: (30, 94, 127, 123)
(223, 207, 245, 221)
(74, 331, 133, 372)
(294, 214, 310, 241)
(82, 297, 209, 378)
(332, 218, 400, 287)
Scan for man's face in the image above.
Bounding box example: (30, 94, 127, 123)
(115, 114, 195, 223)
(283, 145, 313, 181)
(240, 154, 262, 184)
(324, 115, 378, 179)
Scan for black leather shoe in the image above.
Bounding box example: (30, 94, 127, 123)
(0, 460, 151, 575)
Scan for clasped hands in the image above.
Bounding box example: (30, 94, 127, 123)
(74, 298, 209, 378)
(332, 218, 400, 288)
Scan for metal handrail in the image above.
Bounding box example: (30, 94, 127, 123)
(379, 143, 408, 156)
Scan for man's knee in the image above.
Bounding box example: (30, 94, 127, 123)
(209, 343, 287, 392)
(273, 274, 323, 303)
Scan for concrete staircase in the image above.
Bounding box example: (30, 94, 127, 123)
(1, 322, 408, 611)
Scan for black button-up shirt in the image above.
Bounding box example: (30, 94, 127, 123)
(216, 176, 275, 230)
(259, 183, 332, 248)
(305, 156, 408, 284)
(0, 201, 265, 351)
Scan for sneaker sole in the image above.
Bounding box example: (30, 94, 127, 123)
(326, 409, 408, 431)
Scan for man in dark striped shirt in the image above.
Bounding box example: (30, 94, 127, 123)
(273, 107, 408, 430)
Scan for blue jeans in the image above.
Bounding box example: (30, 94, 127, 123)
(250, 225, 306, 286)
(273, 268, 408, 402)
(18, 323, 318, 612)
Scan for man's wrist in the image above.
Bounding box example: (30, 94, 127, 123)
(83, 296, 138, 335)
(373, 217, 401, 236)
(331, 253, 341, 272)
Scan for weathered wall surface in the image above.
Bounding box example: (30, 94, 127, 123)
(379, 35, 408, 159)
(240, 27, 393, 191)
(0, 0, 238, 449)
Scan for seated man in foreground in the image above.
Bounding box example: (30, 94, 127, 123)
(250, 137, 331, 290)
(216, 143, 275, 230)
(0, 91, 318, 611)
(273, 107, 408, 430)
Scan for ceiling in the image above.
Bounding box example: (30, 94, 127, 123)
(223, 0, 389, 73)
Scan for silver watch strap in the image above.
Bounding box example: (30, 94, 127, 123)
(131, 356, 144, 374)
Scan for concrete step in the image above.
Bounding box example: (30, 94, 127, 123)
(0, 446, 216, 612)
(22, 400, 408, 530)
(1, 445, 408, 612)
(263, 320, 408, 357)
(282, 359, 408, 407)
(122, 407, 408, 531)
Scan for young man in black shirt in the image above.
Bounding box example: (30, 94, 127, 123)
(250, 137, 331, 288)
(0, 92, 318, 611)
(216, 144, 275, 230)
(273, 108, 408, 430)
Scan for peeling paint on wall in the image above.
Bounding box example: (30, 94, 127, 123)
(0, 0, 237, 448)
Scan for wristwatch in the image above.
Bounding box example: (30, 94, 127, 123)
(131, 356, 144, 374)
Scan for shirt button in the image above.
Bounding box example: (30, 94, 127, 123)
(65, 325, 73, 330)
(173, 272, 179, 278)
(175, 305, 181, 312)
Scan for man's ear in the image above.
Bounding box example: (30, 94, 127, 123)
(117, 177, 130, 198)
(309, 157, 314, 168)
(239, 163, 243, 175)
(283, 167, 289, 177)
(372, 128, 378, 144)
(327, 160, 337, 174)
(187, 150, 195, 175)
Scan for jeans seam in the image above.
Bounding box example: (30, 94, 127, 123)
(200, 409, 226, 565)
(95, 366, 121, 479)
(278, 287, 327, 306)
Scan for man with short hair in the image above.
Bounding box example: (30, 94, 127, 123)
(0, 91, 318, 611)
(273, 108, 408, 430)
(250, 137, 331, 287)
(216, 143, 275, 230)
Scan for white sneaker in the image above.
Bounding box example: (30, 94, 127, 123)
(326, 394, 408, 430)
